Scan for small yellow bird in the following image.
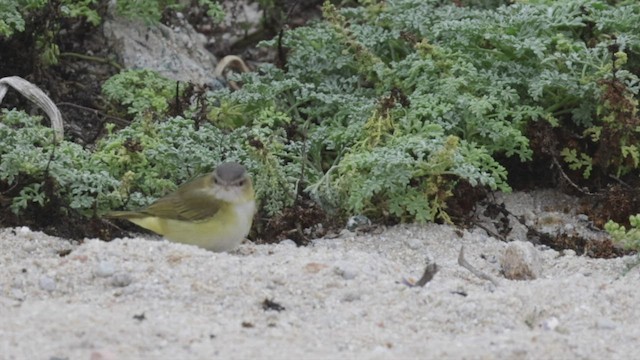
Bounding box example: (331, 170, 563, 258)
(107, 162, 256, 252)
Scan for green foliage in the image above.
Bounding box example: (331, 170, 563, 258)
(605, 215, 640, 251)
(115, 0, 180, 24)
(116, 0, 225, 24)
(0, 0, 99, 65)
(0, 0, 28, 37)
(102, 69, 178, 116)
(4, 0, 640, 228)
(0, 109, 121, 215)
(560, 148, 593, 178)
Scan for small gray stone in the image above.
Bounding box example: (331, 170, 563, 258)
(500, 241, 542, 280)
(39, 276, 57, 292)
(333, 262, 358, 280)
(596, 318, 617, 330)
(404, 238, 422, 250)
(278, 239, 297, 247)
(563, 223, 575, 233)
(95, 261, 116, 278)
(22, 241, 37, 252)
(111, 273, 133, 287)
(346, 215, 371, 231)
(11, 288, 25, 300)
(576, 214, 590, 222)
(541, 316, 559, 331)
(341, 291, 362, 302)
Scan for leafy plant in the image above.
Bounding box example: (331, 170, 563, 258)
(3, 0, 640, 232)
(605, 215, 640, 251)
(102, 69, 179, 117)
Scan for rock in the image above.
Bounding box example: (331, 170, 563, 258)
(103, 16, 222, 87)
(111, 273, 133, 287)
(39, 276, 57, 292)
(22, 241, 37, 253)
(500, 241, 542, 280)
(278, 239, 296, 247)
(595, 318, 617, 330)
(541, 316, 559, 331)
(333, 262, 358, 280)
(404, 238, 422, 250)
(346, 215, 371, 232)
(94, 261, 116, 278)
(17, 226, 33, 239)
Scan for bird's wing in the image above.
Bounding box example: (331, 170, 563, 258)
(143, 175, 223, 222)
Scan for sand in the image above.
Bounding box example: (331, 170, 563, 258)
(1, 211, 639, 359)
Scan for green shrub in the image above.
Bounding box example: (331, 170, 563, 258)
(605, 215, 640, 251)
(3, 0, 640, 228)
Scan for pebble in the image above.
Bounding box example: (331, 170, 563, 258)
(95, 261, 116, 278)
(341, 291, 362, 302)
(333, 262, 358, 280)
(596, 318, 617, 330)
(111, 273, 133, 287)
(576, 214, 589, 222)
(39, 276, 57, 292)
(541, 316, 559, 331)
(346, 215, 371, 232)
(278, 239, 297, 247)
(22, 241, 37, 253)
(17, 226, 34, 240)
(11, 288, 25, 301)
(563, 223, 575, 233)
(500, 241, 542, 280)
(404, 238, 422, 250)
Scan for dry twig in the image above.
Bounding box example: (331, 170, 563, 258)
(458, 245, 499, 287)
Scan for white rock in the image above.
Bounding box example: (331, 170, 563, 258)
(39, 276, 56, 292)
(500, 241, 542, 280)
(95, 261, 116, 278)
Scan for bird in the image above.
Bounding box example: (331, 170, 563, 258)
(106, 162, 256, 252)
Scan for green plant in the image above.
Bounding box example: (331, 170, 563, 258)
(4, 0, 640, 231)
(102, 69, 179, 117)
(0, 0, 100, 65)
(605, 215, 640, 251)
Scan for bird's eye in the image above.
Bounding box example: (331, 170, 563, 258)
(213, 177, 219, 184)
(238, 180, 245, 186)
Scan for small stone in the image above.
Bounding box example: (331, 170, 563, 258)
(333, 262, 358, 280)
(39, 276, 57, 292)
(341, 291, 362, 302)
(278, 239, 296, 247)
(405, 238, 422, 250)
(111, 273, 133, 287)
(22, 241, 37, 252)
(576, 214, 589, 222)
(541, 316, 559, 331)
(11, 288, 25, 301)
(346, 215, 371, 231)
(596, 318, 617, 330)
(500, 241, 542, 280)
(17, 226, 34, 239)
(562, 249, 576, 257)
(95, 261, 116, 278)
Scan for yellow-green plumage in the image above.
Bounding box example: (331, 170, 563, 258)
(107, 162, 256, 252)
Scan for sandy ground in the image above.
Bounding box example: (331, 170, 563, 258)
(1, 211, 640, 359)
